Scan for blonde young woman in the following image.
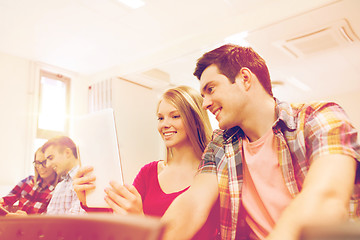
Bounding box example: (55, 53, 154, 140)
(74, 85, 220, 239)
(0, 146, 59, 215)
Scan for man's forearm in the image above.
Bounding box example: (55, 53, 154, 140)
(161, 173, 219, 240)
(267, 189, 349, 240)
(161, 192, 208, 240)
(267, 154, 356, 240)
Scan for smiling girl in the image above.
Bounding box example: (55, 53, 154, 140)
(74, 85, 220, 239)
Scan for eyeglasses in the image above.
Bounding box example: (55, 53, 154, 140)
(33, 160, 47, 168)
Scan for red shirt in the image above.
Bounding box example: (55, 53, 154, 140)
(133, 161, 220, 240)
(2, 176, 56, 214)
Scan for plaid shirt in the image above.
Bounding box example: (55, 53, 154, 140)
(2, 175, 56, 214)
(46, 166, 85, 215)
(199, 99, 360, 240)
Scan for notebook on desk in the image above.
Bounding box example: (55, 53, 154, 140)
(73, 108, 124, 208)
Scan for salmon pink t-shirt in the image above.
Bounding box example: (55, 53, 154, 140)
(242, 129, 293, 239)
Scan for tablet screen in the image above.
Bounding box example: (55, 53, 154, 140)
(73, 108, 124, 208)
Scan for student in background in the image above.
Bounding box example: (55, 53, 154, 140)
(0, 146, 59, 215)
(74, 85, 220, 239)
(161, 44, 360, 240)
(43, 136, 85, 214)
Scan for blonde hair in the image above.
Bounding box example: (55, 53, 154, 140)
(157, 85, 213, 161)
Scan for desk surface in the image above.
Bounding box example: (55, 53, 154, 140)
(0, 213, 165, 240)
(300, 221, 360, 240)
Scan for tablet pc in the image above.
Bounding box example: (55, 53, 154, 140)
(73, 108, 124, 208)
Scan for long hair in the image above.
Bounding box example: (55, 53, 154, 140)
(158, 85, 213, 161)
(194, 44, 273, 96)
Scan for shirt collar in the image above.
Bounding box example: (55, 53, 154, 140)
(61, 165, 80, 181)
(223, 126, 243, 143)
(222, 98, 296, 142)
(273, 98, 297, 131)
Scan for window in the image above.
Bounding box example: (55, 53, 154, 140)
(35, 70, 70, 148)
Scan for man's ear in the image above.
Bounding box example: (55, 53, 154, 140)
(239, 67, 252, 90)
(64, 147, 73, 158)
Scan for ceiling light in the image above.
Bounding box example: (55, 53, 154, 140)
(116, 0, 145, 9)
(273, 19, 359, 58)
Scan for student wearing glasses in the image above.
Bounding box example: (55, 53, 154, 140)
(0, 146, 59, 215)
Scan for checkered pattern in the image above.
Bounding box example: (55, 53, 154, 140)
(46, 166, 85, 215)
(2, 176, 55, 214)
(198, 99, 360, 240)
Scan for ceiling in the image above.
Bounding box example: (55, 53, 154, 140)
(0, 0, 359, 102)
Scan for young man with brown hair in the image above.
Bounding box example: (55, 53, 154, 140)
(43, 136, 84, 214)
(162, 44, 360, 240)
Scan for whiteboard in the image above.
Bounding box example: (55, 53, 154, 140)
(73, 108, 123, 208)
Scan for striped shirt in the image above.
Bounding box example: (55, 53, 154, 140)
(199, 99, 360, 240)
(2, 175, 56, 214)
(46, 166, 85, 215)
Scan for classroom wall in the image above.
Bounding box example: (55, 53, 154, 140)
(0, 51, 88, 195)
(0, 52, 32, 189)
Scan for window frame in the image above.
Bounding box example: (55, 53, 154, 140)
(36, 70, 71, 140)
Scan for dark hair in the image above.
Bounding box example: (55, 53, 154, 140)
(193, 44, 273, 96)
(42, 136, 78, 159)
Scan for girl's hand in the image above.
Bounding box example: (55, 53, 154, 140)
(104, 181, 144, 215)
(73, 166, 96, 205)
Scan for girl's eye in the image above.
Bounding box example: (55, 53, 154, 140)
(173, 115, 180, 119)
(157, 117, 163, 121)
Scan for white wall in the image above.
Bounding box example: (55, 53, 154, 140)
(0, 52, 31, 189)
(0, 51, 88, 195)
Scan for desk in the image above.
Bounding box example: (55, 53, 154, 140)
(300, 221, 360, 240)
(0, 213, 165, 240)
